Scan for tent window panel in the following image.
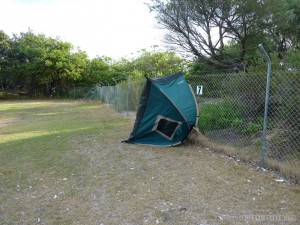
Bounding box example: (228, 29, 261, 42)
(153, 116, 182, 140)
(157, 119, 178, 138)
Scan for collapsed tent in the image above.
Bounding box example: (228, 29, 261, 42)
(124, 72, 198, 146)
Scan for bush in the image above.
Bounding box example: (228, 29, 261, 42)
(198, 99, 244, 134)
(0, 92, 28, 100)
(222, 72, 267, 117)
(243, 117, 264, 135)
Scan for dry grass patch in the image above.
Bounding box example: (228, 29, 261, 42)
(190, 129, 300, 184)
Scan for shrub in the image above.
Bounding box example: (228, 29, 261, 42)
(243, 117, 264, 135)
(198, 99, 244, 134)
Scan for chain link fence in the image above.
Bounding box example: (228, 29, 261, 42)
(90, 66, 299, 183)
(188, 68, 300, 182)
(43, 86, 92, 99)
(0, 85, 93, 99)
(90, 79, 146, 116)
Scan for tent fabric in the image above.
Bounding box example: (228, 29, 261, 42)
(124, 72, 198, 146)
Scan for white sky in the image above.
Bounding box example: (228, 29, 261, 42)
(0, 0, 166, 59)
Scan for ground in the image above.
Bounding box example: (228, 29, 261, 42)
(0, 100, 299, 225)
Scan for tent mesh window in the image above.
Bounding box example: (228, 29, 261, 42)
(153, 116, 181, 140)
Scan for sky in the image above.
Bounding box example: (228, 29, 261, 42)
(0, 0, 166, 59)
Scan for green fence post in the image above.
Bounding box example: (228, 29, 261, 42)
(127, 77, 130, 116)
(258, 44, 272, 168)
(73, 84, 75, 99)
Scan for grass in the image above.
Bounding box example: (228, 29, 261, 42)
(0, 100, 299, 224)
(0, 100, 129, 224)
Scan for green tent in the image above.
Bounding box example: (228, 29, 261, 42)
(124, 72, 198, 146)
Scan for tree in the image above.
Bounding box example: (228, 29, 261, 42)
(7, 30, 45, 93)
(148, 0, 298, 71)
(41, 40, 88, 94)
(6, 30, 89, 96)
(0, 30, 11, 90)
(103, 47, 187, 82)
(86, 57, 110, 85)
(113, 47, 187, 79)
(133, 47, 187, 78)
(278, 0, 300, 52)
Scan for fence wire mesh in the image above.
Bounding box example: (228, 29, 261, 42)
(188, 68, 300, 181)
(1, 85, 94, 99)
(189, 73, 265, 149)
(93, 79, 146, 116)
(94, 67, 299, 182)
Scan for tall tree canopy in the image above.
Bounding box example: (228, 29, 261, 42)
(0, 30, 187, 96)
(131, 47, 187, 78)
(106, 47, 187, 81)
(0, 31, 11, 90)
(148, 0, 300, 71)
(0, 30, 90, 95)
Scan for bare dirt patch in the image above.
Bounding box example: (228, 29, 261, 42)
(64, 137, 300, 225)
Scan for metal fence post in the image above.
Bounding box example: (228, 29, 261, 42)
(112, 78, 117, 110)
(258, 44, 272, 168)
(127, 76, 130, 116)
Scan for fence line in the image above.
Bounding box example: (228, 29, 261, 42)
(188, 67, 300, 182)
(92, 79, 146, 115)
(1, 85, 96, 99)
(93, 66, 300, 183)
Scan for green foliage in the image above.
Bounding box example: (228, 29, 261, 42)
(198, 99, 243, 134)
(191, 73, 228, 98)
(133, 47, 187, 78)
(0, 92, 27, 100)
(279, 0, 300, 49)
(1, 28, 188, 98)
(231, 118, 244, 129)
(92, 47, 188, 85)
(198, 98, 266, 135)
(0, 30, 12, 90)
(277, 70, 300, 129)
(0, 30, 11, 66)
(284, 50, 300, 68)
(39, 39, 89, 87)
(188, 60, 221, 75)
(149, 0, 299, 71)
(243, 117, 264, 135)
(1, 30, 90, 96)
(86, 57, 110, 85)
(112, 46, 187, 80)
(197, 66, 300, 161)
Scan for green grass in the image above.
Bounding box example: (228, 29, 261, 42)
(0, 100, 130, 223)
(1, 100, 127, 170)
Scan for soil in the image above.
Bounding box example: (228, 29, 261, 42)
(61, 134, 300, 225)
